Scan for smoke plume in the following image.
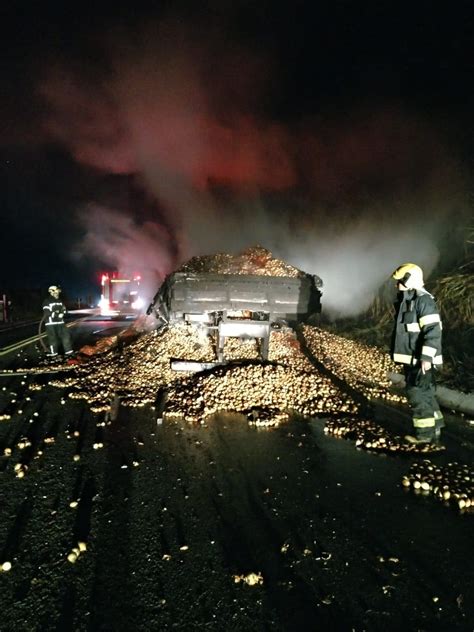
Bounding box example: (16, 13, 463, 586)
(34, 12, 469, 315)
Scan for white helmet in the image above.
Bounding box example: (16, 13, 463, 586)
(392, 263, 424, 290)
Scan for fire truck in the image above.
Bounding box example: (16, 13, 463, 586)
(99, 272, 145, 316)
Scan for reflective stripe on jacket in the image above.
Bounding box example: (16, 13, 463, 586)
(391, 288, 443, 366)
(42, 299, 67, 325)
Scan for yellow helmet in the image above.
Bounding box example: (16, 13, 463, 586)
(391, 263, 424, 289)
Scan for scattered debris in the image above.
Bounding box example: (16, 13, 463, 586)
(67, 541, 88, 563)
(324, 417, 445, 454)
(233, 572, 263, 586)
(402, 460, 473, 512)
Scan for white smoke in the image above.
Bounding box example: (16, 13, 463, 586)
(36, 14, 470, 317)
(73, 205, 175, 305)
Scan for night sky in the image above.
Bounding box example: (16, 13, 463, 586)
(1, 1, 473, 313)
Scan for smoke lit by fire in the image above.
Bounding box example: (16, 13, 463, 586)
(24, 12, 472, 314)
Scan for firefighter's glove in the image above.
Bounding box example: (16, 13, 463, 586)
(420, 360, 432, 374)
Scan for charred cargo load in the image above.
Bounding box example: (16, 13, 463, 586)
(148, 246, 323, 326)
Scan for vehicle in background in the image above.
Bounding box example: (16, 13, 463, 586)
(99, 273, 145, 316)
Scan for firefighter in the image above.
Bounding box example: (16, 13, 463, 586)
(390, 263, 444, 444)
(42, 285, 74, 358)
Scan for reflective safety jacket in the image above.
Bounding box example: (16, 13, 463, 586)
(42, 297, 67, 326)
(391, 288, 443, 367)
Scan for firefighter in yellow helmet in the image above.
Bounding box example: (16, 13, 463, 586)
(391, 263, 444, 444)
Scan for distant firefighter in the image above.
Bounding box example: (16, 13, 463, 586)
(390, 263, 444, 444)
(42, 285, 74, 358)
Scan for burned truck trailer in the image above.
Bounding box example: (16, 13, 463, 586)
(147, 269, 322, 362)
(149, 272, 322, 326)
(146, 247, 323, 363)
(148, 272, 322, 362)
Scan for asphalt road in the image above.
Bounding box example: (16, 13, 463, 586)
(0, 313, 136, 364)
(0, 319, 473, 631)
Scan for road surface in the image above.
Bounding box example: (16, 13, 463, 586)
(0, 318, 472, 631)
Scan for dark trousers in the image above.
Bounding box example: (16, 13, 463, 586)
(46, 324, 73, 355)
(404, 366, 444, 439)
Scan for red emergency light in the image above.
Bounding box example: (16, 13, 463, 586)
(99, 271, 144, 315)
